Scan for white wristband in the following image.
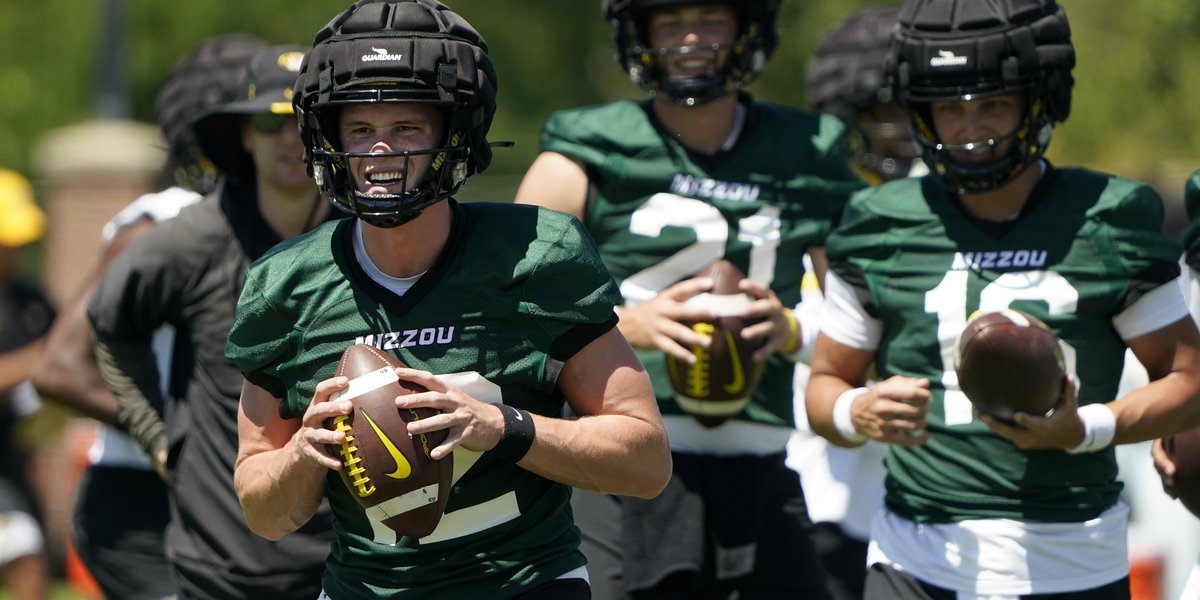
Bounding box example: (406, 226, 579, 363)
(1066, 403, 1117, 454)
(833, 387, 869, 444)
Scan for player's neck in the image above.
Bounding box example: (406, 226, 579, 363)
(651, 93, 741, 155)
(958, 160, 1044, 222)
(360, 200, 451, 278)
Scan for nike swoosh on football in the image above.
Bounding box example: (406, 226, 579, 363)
(360, 409, 413, 480)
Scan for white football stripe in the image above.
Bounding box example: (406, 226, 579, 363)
(674, 394, 751, 416)
(998, 308, 1032, 327)
(332, 367, 399, 402)
(686, 292, 752, 317)
(365, 483, 440, 520)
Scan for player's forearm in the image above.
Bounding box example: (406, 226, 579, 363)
(34, 307, 120, 424)
(93, 337, 167, 461)
(519, 412, 670, 498)
(234, 441, 327, 541)
(34, 321, 120, 424)
(806, 372, 863, 448)
(34, 351, 120, 425)
(1109, 373, 1200, 445)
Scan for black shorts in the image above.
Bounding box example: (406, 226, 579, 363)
(73, 465, 177, 600)
(574, 451, 830, 600)
(811, 521, 868, 600)
(864, 562, 1131, 600)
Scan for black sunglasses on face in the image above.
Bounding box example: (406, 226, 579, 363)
(250, 112, 293, 134)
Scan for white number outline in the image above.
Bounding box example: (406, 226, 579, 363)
(925, 269, 1079, 426)
(619, 193, 782, 305)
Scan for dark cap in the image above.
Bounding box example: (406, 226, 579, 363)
(194, 45, 307, 177)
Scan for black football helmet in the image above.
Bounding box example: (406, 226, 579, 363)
(155, 33, 267, 194)
(604, 0, 781, 106)
(888, 0, 1074, 193)
(806, 6, 919, 184)
(294, 0, 498, 227)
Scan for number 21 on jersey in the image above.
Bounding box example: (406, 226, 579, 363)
(620, 193, 781, 305)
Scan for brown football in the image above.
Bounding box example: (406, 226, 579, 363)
(1162, 428, 1200, 518)
(665, 260, 766, 427)
(955, 309, 1065, 423)
(327, 344, 452, 539)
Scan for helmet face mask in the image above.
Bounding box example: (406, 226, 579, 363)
(307, 104, 470, 228)
(849, 112, 922, 183)
(642, 41, 733, 107)
(605, 0, 780, 106)
(295, 0, 498, 227)
(911, 92, 1054, 194)
(888, 0, 1074, 194)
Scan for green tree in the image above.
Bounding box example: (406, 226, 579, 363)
(1, 0, 1197, 201)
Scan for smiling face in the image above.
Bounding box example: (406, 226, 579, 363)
(337, 103, 447, 195)
(929, 92, 1025, 165)
(646, 4, 737, 83)
(241, 114, 309, 191)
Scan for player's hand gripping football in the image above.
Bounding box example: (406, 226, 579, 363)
(736, 278, 796, 362)
(977, 374, 1086, 450)
(294, 375, 354, 471)
(392, 367, 506, 460)
(852, 376, 931, 446)
(1150, 437, 1178, 499)
(617, 276, 717, 363)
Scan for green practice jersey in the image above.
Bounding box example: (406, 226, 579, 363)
(540, 96, 863, 428)
(827, 166, 1182, 523)
(226, 201, 620, 599)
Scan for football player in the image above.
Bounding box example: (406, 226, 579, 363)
(31, 34, 266, 600)
(87, 45, 336, 600)
(225, 2, 670, 599)
(515, 0, 863, 598)
(1150, 171, 1200, 600)
(805, 5, 922, 186)
(806, 1, 1200, 599)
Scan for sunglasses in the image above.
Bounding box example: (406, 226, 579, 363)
(250, 112, 294, 134)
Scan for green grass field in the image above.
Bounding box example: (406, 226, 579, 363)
(0, 582, 91, 600)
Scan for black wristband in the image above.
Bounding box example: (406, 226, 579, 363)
(493, 404, 535, 463)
